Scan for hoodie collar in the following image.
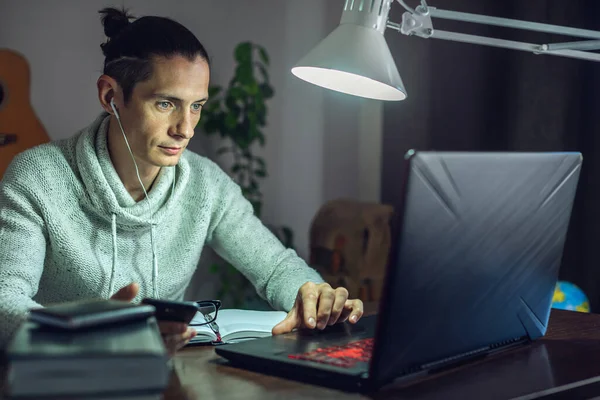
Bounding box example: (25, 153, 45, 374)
(76, 112, 189, 230)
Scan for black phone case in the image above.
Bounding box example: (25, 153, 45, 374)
(141, 298, 198, 324)
(28, 299, 155, 331)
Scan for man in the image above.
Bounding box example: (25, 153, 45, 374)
(0, 8, 363, 353)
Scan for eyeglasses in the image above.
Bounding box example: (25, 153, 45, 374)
(190, 300, 223, 343)
(189, 300, 221, 326)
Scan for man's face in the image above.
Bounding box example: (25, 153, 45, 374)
(118, 54, 210, 167)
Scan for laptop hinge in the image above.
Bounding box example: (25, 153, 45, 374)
(420, 345, 491, 370)
(419, 336, 528, 372)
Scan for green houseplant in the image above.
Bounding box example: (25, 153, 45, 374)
(197, 42, 294, 308)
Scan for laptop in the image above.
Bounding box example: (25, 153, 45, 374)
(216, 150, 583, 392)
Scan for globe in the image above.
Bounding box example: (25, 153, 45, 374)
(552, 281, 590, 313)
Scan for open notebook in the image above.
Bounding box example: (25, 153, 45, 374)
(188, 309, 287, 344)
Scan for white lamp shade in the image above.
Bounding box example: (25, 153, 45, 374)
(292, 23, 406, 101)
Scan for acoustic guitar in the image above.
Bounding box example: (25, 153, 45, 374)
(0, 49, 50, 178)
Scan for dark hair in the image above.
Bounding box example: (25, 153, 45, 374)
(99, 7, 210, 104)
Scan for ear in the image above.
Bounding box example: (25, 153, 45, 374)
(97, 75, 121, 115)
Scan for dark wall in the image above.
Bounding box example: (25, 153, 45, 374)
(381, 1, 600, 310)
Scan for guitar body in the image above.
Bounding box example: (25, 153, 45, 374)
(0, 49, 50, 178)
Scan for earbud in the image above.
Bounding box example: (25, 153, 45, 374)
(110, 98, 121, 121)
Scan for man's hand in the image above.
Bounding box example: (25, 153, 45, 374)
(156, 321, 196, 357)
(110, 283, 196, 356)
(272, 282, 363, 335)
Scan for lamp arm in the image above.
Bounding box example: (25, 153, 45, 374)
(397, 0, 429, 15)
(389, 1, 600, 62)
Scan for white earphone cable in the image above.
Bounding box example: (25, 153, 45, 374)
(110, 99, 159, 298)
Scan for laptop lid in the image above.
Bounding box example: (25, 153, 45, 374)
(369, 151, 582, 389)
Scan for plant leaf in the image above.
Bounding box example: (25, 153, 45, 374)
(257, 64, 269, 82)
(208, 86, 223, 98)
(230, 86, 245, 100)
(258, 46, 270, 65)
(251, 200, 262, 217)
(225, 113, 238, 130)
(259, 83, 274, 99)
(225, 95, 239, 111)
(234, 42, 252, 64)
(232, 164, 246, 173)
(235, 60, 255, 84)
(247, 81, 259, 96)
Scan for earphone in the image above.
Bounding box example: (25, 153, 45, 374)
(109, 96, 150, 201)
(108, 95, 158, 297)
(110, 98, 121, 121)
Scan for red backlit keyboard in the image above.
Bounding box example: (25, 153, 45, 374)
(288, 338, 374, 368)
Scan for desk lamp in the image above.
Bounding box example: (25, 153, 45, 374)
(291, 0, 600, 101)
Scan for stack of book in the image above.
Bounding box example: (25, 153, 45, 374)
(5, 301, 170, 399)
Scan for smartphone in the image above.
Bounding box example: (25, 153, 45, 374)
(28, 299, 155, 331)
(141, 298, 199, 324)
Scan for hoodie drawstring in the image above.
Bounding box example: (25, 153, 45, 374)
(109, 214, 158, 299)
(108, 167, 176, 299)
(150, 224, 158, 298)
(109, 213, 117, 297)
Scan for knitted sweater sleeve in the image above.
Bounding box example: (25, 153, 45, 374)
(205, 162, 324, 312)
(0, 154, 46, 347)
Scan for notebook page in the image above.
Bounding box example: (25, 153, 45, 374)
(216, 309, 287, 338)
(189, 314, 217, 342)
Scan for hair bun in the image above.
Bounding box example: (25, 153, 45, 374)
(99, 7, 134, 39)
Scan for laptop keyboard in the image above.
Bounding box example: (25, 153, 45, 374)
(288, 338, 374, 368)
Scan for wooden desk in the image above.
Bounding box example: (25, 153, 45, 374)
(164, 309, 600, 400)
